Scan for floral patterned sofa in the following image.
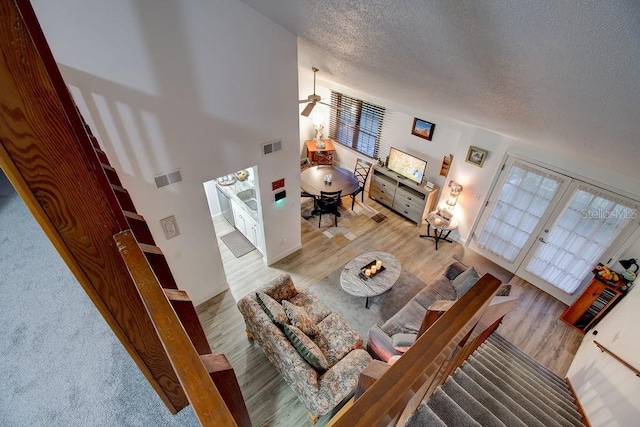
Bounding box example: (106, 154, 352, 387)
(237, 274, 372, 423)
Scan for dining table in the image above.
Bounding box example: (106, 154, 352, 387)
(300, 165, 360, 198)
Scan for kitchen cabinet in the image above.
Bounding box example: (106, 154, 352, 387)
(230, 198, 263, 253)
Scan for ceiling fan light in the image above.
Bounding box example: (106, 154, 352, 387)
(301, 102, 315, 117)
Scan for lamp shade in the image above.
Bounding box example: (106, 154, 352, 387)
(312, 111, 325, 127)
(446, 181, 463, 207)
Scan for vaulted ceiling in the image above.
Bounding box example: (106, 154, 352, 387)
(241, 0, 640, 179)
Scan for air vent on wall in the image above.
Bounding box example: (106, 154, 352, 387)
(262, 139, 282, 156)
(154, 169, 183, 188)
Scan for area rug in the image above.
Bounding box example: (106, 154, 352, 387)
(307, 263, 427, 341)
(220, 229, 256, 258)
(301, 196, 386, 246)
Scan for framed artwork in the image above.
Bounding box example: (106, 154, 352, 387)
(465, 146, 488, 168)
(411, 117, 435, 141)
(160, 215, 180, 239)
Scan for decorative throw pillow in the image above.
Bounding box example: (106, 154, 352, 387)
(283, 324, 329, 371)
(451, 267, 480, 297)
(282, 300, 320, 336)
(392, 333, 417, 353)
(256, 292, 288, 326)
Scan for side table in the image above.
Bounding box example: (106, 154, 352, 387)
(420, 211, 458, 250)
(306, 139, 336, 165)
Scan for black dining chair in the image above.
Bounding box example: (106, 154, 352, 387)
(350, 158, 372, 210)
(317, 190, 342, 227)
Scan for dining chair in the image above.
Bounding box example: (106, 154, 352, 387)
(350, 158, 373, 210)
(317, 190, 342, 227)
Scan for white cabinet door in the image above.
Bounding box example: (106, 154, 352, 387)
(230, 198, 264, 254)
(230, 199, 247, 236)
(243, 214, 257, 247)
(251, 222, 264, 254)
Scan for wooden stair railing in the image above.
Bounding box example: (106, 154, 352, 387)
(328, 274, 505, 427)
(115, 230, 251, 427)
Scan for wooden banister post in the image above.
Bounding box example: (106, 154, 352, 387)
(200, 354, 252, 427)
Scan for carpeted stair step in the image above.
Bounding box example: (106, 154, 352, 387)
(482, 340, 574, 400)
(465, 356, 582, 427)
(478, 344, 580, 417)
(470, 351, 583, 425)
(487, 334, 568, 388)
(439, 376, 508, 426)
(404, 402, 447, 427)
(403, 332, 585, 427)
(488, 333, 568, 388)
(426, 388, 482, 426)
(451, 369, 539, 427)
(461, 362, 569, 427)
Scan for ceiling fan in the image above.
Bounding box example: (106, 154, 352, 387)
(299, 67, 323, 117)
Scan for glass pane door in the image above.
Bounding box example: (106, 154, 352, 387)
(518, 183, 638, 303)
(469, 158, 570, 270)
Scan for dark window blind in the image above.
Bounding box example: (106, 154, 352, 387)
(329, 91, 385, 158)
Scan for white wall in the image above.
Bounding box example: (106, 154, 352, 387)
(33, 0, 302, 305)
(566, 237, 640, 426)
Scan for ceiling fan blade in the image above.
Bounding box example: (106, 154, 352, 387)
(301, 102, 315, 117)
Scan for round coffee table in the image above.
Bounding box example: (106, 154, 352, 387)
(340, 251, 401, 309)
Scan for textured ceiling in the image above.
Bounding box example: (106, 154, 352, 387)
(241, 0, 640, 179)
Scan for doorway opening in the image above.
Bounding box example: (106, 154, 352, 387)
(203, 165, 265, 299)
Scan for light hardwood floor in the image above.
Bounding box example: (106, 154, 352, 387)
(196, 195, 582, 426)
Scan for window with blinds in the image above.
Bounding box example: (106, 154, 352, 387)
(329, 91, 385, 158)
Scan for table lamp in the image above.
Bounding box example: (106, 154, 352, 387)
(446, 181, 463, 207)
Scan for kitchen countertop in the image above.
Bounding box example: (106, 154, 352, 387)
(216, 179, 260, 223)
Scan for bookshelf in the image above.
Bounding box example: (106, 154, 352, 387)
(560, 276, 626, 334)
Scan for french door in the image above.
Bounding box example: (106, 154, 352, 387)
(470, 157, 639, 304)
(469, 158, 571, 271)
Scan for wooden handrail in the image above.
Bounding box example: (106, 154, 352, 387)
(114, 230, 239, 426)
(329, 274, 502, 427)
(594, 340, 640, 377)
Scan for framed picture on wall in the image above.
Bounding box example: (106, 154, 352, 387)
(411, 117, 435, 141)
(465, 146, 488, 168)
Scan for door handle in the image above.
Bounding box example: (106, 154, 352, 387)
(538, 237, 547, 243)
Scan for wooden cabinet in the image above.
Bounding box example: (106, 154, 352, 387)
(560, 276, 626, 333)
(369, 165, 439, 225)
